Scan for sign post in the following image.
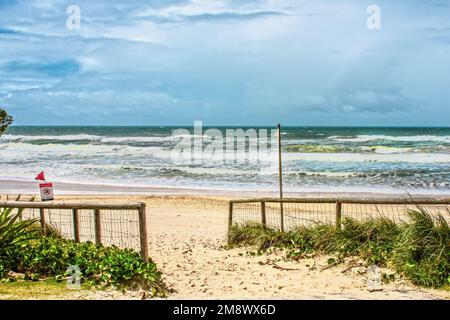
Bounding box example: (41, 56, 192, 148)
(277, 123, 284, 232)
(39, 182, 54, 201)
(35, 171, 54, 201)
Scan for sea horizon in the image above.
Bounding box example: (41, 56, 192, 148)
(8, 125, 450, 128)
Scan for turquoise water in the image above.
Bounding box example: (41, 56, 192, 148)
(1, 126, 449, 193)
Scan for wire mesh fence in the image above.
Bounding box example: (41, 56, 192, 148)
(341, 202, 450, 225)
(229, 197, 450, 233)
(0, 201, 148, 260)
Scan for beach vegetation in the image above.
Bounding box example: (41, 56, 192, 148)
(229, 208, 450, 288)
(0, 108, 13, 137)
(0, 206, 39, 270)
(0, 204, 169, 296)
(2, 236, 168, 296)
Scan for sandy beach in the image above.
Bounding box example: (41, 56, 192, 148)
(8, 192, 444, 300)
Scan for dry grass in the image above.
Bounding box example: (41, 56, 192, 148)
(0, 279, 83, 300)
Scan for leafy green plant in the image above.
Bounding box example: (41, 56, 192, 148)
(2, 237, 169, 296)
(0, 207, 39, 255)
(0, 195, 39, 278)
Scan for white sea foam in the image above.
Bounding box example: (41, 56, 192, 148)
(0, 134, 103, 142)
(284, 171, 357, 177)
(3, 132, 449, 144)
(0, 142, 165, 161)
(1, 141, 449, 164)
(329, 135, 450, 143)
(282, 152, 450, 163)
(360, 146, 412, 154)
(0, 133, 209, 144)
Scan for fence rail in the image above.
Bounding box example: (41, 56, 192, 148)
(229, 197, 450, 204)
(228, 197, 450, 242)
(0, 201, 148, 261)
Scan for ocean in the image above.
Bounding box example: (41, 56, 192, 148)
(1, 126, 449, 194)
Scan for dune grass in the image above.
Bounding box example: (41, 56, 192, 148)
(229, 208, 450, 288)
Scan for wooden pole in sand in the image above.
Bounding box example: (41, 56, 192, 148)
(261, 201, 266, 228)
(227, 202, 233, 246)
(335, 201, 342, 229)
(39, 208, 46, 236)
(277, 123, 284, 232)
(94, 209, 102, 245)
(138, 204, 149, 261)
(72, 209, 80, 242)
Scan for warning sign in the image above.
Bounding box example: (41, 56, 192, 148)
(39, 183, 54, 201)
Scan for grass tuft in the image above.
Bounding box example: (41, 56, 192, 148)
(392, 207, 450, 287)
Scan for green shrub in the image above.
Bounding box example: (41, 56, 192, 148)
(0, 207, 39, 254)
(2, 237, 168, 296)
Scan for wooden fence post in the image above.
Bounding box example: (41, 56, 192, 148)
(227, 202, 233, 245)
(261, 201, 266, 227)
(336, 202, 342, 229)
(280, 202, 284, 232)
(138, 204, 149, 261)
(94, 209, 101, 245)
(39, 208, 46, 235)
(72, 209, 80, 242)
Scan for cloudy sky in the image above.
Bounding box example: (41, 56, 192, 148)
(0, 0, 449, 126)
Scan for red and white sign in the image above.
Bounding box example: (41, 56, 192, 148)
(39, 183, 54, 201)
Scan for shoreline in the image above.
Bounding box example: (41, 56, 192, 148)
(1, 179, 449, 198)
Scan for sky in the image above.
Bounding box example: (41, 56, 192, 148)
(0, 0, 449, 126)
